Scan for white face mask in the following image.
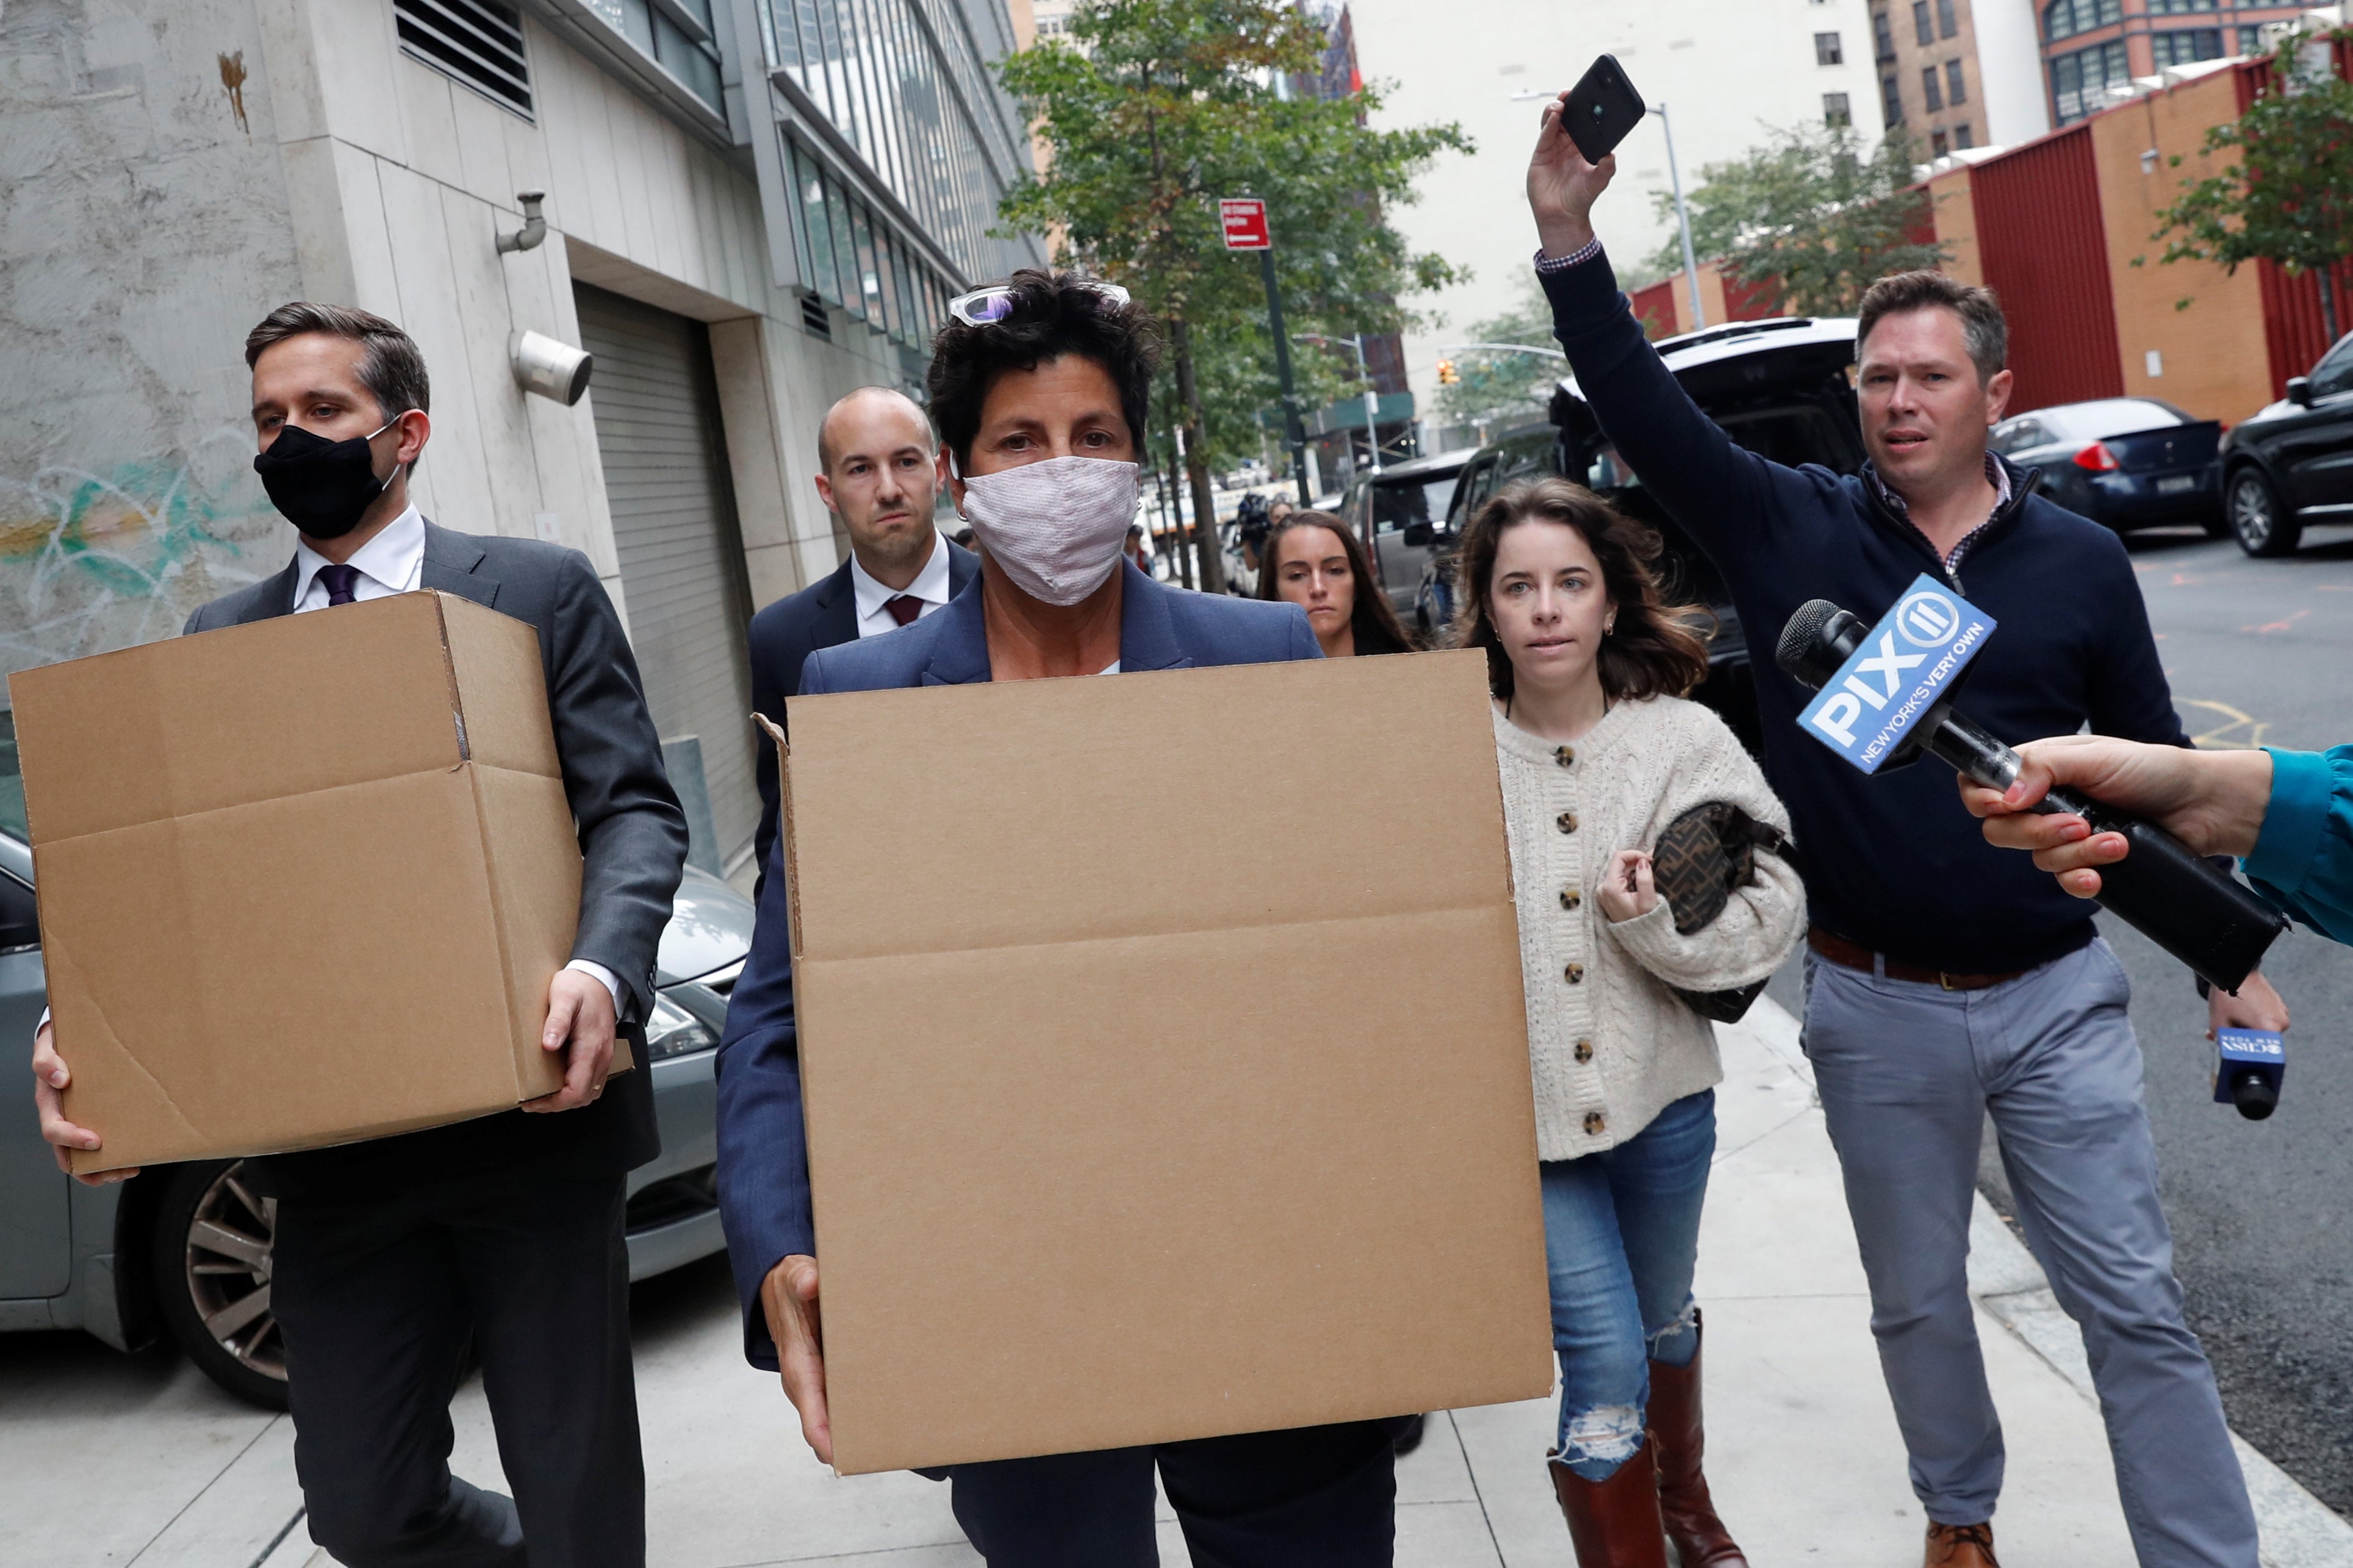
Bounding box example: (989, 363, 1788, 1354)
(957, 455, 1140, 606)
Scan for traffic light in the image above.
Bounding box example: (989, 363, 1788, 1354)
(1435, 358, 1459, 385)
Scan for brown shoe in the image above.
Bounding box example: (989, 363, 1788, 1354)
(1549, 1448, 1669, 1567)
(1646, 1314, 1749, 1567)
(1925, 1521, 2000, 1567)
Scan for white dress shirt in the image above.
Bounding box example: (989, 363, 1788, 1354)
(292, 504, 428, 609)
(848, 530, 952, 638)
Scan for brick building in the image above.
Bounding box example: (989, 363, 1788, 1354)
(2037, 0, 2323, 123)
(1872, 0, 2052, 156)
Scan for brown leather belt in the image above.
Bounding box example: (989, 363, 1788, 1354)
(1806, 927, 2026, 992)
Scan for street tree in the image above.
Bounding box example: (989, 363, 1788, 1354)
(1647, 124, 1944, 318)
(2148, 27, 2353, 343)
(996, 0, 1467, 590)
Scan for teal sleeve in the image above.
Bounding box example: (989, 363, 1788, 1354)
(2244, 745, 2353, 946)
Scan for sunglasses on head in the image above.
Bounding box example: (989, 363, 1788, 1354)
(947, 279, 1132, 327)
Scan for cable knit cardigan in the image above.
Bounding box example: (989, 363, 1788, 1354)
(1494, 695, 1806, 1161)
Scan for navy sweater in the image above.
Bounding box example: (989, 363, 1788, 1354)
(1543, 251, 2190, 973)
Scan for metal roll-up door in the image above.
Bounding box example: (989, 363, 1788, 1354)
(573, 283, 758, 876)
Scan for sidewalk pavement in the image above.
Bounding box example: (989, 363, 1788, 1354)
(8, 999, 2348, 1568)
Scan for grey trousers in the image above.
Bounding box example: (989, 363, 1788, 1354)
(1802, 937, 2257, 1567)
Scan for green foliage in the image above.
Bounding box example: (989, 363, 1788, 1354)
(994, 0, 1470, 468)
(1433, 276, 1562, 426)
(2149, 28, 2353, 341)
(1645, 123, 1945, 317)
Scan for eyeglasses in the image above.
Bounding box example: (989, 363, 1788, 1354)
(947, 279, 1132, 327)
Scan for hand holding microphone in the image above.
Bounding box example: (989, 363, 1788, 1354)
(1777, 594, 2288, 994)
(1955, 736, 2277, 895)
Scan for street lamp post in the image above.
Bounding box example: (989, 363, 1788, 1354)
(1654, 101, 1706, 332)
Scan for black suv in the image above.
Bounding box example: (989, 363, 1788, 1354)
(1432, 317, 1867, 755)
(2218, 331, 2353, 556)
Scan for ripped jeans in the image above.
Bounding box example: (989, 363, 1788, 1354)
(1540, 1089, 1716, 1481)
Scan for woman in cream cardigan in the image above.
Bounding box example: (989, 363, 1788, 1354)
(1457, 476, 1805, 1567)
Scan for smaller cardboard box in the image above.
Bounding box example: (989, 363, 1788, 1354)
(10, 591, 602, 1175)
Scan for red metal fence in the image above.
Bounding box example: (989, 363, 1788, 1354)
(1969, 126, 2125, 410)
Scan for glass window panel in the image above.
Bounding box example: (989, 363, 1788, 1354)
(796, 145, 841, 303)
(851, 200, 885, 323)
(889, 240, 922, 346)
(825, 173, 863, 318)
(875, 228, 907, 342)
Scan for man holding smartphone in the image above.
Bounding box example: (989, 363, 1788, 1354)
(1520, 85, 2277, 1568)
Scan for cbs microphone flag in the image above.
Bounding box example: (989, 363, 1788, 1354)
(1796, 575, 1996, 775)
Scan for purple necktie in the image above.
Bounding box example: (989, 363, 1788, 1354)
(318, 564, 360, 606)
(885, 595, 922, 626)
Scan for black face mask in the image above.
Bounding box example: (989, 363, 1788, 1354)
(253, 418, 398, 540)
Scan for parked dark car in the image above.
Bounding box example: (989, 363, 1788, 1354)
(1429, 317, 1869, 754)
(2218, 331, 2353, 556)
(0, 723, 750, 1408)
(1337, 448, 1483, 616)
(1412, 423, 1557, 637)
(1988, 398, 2222, 536)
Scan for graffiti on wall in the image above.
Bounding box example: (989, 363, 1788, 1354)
(0, 428, 287, 682)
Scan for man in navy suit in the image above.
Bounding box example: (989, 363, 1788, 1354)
(714, 271, 1404, 1564)
(745, 387, 977, 886)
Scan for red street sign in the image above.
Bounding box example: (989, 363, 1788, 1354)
(1220, 198, 1271, 251)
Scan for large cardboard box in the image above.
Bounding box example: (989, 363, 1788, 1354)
(12, 591, 603, 1175)
(779, 647, 1552, 1474)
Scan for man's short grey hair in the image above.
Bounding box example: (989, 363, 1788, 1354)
(1855, 271, 2007, 389)
(244, 302, 431, 421)
(817, 385, 937, 473)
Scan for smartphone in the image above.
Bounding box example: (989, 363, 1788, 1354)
(1562, 54, 1646, 165)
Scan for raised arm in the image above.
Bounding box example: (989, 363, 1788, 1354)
(1526, 93, 1808, 570)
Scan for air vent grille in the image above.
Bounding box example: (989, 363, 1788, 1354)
(395, 0, 533, 118)
(800, 292, 832, 339)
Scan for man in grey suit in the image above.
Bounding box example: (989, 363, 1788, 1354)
(34, 303, 688, 1568)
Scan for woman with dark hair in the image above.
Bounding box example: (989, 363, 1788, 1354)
(1256, 509, 1418, 657)
(1456, 476, 1803, 1567)
(715, 267, 1410, 1564)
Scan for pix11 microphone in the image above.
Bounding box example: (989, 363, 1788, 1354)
(2213, 1028, 2285, 1120)
(1775, 596, 2288, 993)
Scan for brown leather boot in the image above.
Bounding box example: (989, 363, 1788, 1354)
(1549, 1448, 1670, 1567)
(1646, 1314, 1750, 1567)
(1924, 1522, 2000, 1567)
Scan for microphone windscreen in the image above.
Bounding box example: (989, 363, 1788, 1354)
(1775, 599, 1850, 690)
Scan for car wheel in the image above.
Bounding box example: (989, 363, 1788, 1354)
(2227, 468, 2301, 557)
(151, 1159, 290, 1409)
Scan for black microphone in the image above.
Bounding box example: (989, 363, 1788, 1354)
(1775, 599, 2287, 993)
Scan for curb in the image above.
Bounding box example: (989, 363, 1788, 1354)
(1741, 998, 2353, 1566)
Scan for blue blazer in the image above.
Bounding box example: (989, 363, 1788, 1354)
(747, 539, 980, 890)
(714, 561, 1318, 1366)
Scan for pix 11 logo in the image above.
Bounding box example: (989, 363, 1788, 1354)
(1797, 575, 1997, 774)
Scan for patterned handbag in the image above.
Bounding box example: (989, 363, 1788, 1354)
(1646, 801, 1794, 1024)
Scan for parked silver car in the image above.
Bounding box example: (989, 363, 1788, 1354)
(0, 732, 750, 1408)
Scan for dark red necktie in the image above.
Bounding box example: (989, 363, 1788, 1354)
(885, 595, 922, 627)
(318, 564, 361, 606)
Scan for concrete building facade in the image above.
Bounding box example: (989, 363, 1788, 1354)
(0, 0, 1043, 878)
